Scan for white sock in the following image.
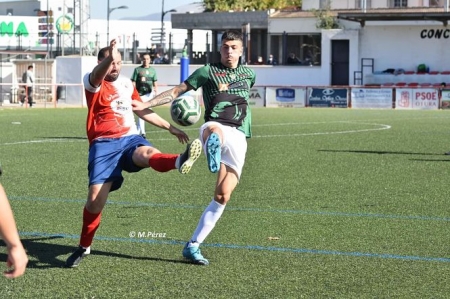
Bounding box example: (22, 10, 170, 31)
(189, 199, 225, 246)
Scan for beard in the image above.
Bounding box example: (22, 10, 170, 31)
(105, 72, 119, 82)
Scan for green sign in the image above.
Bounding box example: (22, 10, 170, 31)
(56, 15, 74, 34)
(0, 22, 29, 37)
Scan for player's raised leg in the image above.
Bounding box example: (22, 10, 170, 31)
(176, 139, 202, 174)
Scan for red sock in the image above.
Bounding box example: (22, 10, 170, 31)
(149, 153, 178, 172)
(79, 206, 102, 248)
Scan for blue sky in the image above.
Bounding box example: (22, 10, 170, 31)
(91, 0, 198, 20)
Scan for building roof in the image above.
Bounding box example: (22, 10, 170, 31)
(171, 10, 269, 30)
(172, 7, 450, 31)
(336, 8, 450, 26)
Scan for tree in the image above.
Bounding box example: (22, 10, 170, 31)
(201, 0, 301, 12)
(312, 2, 340, 29)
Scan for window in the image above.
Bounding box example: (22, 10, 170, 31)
(271, 34, 322, 66)
(389, 0, 408, 7)
(355, 0, 372, 9)
(429, 0, 442, 6)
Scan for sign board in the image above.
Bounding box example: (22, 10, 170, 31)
(395, 88, 439, 110)
(266, 87, 306, 107)
(248, 86, 265, 107)
(440, 89, 450, 109)
(351, 88, 392, 109)
(307, 88, 348, 108)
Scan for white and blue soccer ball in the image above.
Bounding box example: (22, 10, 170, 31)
(170, 94, 201, 126)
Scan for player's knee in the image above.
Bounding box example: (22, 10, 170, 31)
(202, 126, 223, 143)
(85, 200, 104, 214)
(214, 193, 230, 204)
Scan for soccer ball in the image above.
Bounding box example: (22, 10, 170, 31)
(170, 95, 201, 126)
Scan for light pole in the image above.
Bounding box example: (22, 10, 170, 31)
(161, 0, 176, 52)
(107, 0, 128, 45)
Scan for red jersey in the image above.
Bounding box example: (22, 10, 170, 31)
(83, 73, 142, 144)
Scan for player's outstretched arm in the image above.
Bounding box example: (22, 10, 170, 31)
(0, 184, 28, 278)
(135, 109, 189, 144)
(133, 82, 191, 110)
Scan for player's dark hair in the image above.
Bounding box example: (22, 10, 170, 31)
(97, 46, 109, 61)
(27, 65, 33, 70)
(221, 30, 243, 43)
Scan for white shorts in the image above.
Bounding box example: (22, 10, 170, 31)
(199, 121, 247, 179)
(140, 92, 154, 102)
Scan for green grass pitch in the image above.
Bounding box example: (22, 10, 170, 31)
(0, 107, 449, 298)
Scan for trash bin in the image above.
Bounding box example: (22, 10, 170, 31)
(57, 85, 66, 101)
(11, 87, 17, 103)
(1, 93, 10, 106)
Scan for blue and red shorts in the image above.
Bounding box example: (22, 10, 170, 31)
(88, 135, 152, 192)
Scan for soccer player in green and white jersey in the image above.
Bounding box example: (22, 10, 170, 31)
(132, 29, 256, 265)
(131, 53, 158, 138)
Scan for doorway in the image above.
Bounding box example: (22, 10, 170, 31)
(331, 40, 349, 86)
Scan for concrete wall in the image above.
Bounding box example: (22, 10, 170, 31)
(359, 25, 450, 72)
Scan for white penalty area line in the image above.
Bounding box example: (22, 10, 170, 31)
(1, 139, 86, 146)
(252, 122, 391, 138)
(0, 122, 391, 146)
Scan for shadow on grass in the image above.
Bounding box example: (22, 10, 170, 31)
(319, 149, 446, 156)
(0, 236, 191, 269)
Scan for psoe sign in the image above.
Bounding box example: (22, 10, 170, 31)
(0, 21, 29, 37)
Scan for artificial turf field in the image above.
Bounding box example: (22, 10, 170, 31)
(0, 107, 449, 298)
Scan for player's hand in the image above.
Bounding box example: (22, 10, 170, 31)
(108, 39, 120, 62)
(4, 245, 28, 279)
(168, 125, 189, 144)
(131, 100, 146, 111)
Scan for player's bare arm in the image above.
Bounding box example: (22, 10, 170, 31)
(90, 39, 118, 87)
(132, 108, 189, 143)
(136, 82, 191, 109)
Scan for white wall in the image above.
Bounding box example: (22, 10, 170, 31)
(321, 29, 360, 85)
(55, 56, 97, 106)
(359, 25, 450, 72)
(268, 17, 319, 34)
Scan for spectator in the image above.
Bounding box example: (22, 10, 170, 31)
(153, 53, 163, 64)
(22, 65, 35, 107)
(253, 56, 264, 65)
(162, 53, 170, 64)
(266, 54, 277, 65)
(286, 52, 301, 65)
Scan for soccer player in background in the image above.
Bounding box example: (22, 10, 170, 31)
(131, 52, 158, 138)
(65, 39, 202, 268)
(132, 30, 256, 265)
(0, 177, 28, 278)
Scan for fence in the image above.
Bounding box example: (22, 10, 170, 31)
(0, 82, 84, 108)
(1, 83, 448, 111)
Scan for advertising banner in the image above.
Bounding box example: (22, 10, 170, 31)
(351, 88, 393, 109)
(248, 86, 265, 107)
(307, 88, 348, 108)
(395, 88, 439, 110)
(440, 89, 450, 109)
(266, 87, 306, 107)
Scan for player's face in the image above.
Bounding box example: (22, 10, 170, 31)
(220, 39, 243, 68)
(102, 52, 122, 82)
(142, 55, 151, 67)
